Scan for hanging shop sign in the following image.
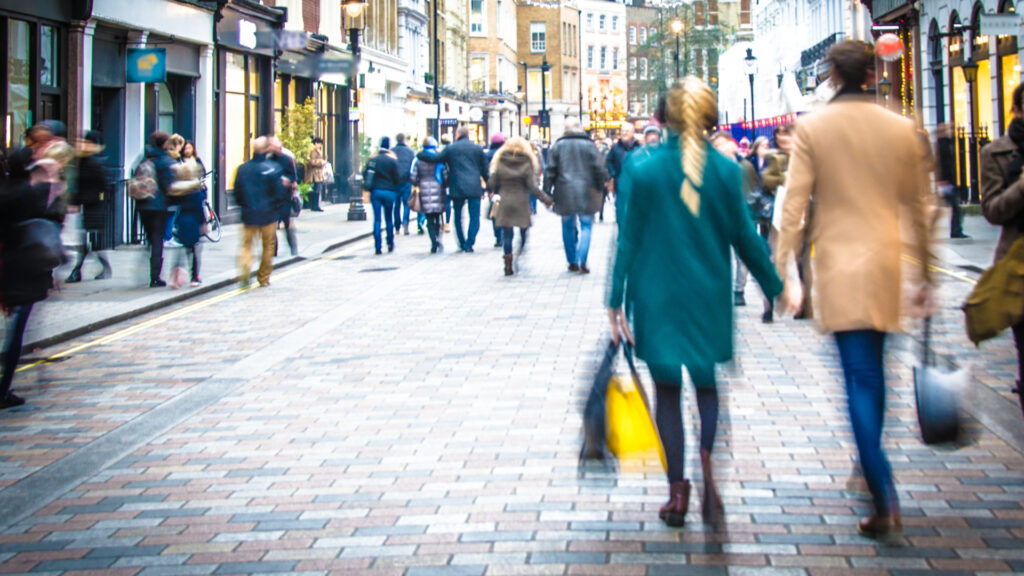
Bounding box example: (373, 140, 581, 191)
(126, 48, 167, 83)
(980, 13, 1022, 36)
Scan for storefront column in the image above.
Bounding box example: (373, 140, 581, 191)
(68, 21, 96, 139)
(487, 110, 500, 138)
(196, 44, 214, 181)
(124, 31, 149, 178)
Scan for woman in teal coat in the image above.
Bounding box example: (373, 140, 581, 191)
(607, 78, 783, 528)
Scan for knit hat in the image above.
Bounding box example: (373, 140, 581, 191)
(380, 136, 391, 150)
(490, 132, 506, 146)
(643, 124, 660, 137)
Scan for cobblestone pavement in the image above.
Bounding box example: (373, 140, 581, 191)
(0, 210, 1022, 576)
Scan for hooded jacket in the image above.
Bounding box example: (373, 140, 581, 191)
(411, 147, 447, 214)
(489, 145, 551, 229)
(606, 137, 640, 192)
(544, 132, 607, 216)
(392, 142, 416, 186)
(135, 145, 176, 212)
(233, 154, 286, 227)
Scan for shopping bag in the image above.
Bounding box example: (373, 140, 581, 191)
(580, 341, 618, 463)
(963, 236, 1024, 344)
(409, 188, 423, 213)
(914, 317, 968, 445)
(606, 345, 667, 472)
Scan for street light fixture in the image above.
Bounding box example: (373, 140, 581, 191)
(743, 47, 757, 142)
(519, 61, 528, 138)
(962, 57, 980, 202)
(515, 86, 526, 137)
(878, 75, 892, 98)
(343, 0, 367, 221)
(671, 19, 683, 81)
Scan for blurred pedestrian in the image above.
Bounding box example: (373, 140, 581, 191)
(392, 133, 416, 236)
(937, 123, 968, 238)
(489, 136, 552, 276)
(545, 117, 607, 274)
(440, 134, 453, 232)
(430, 126, 488, 252)
(981, 83, 1024, 411)
(608, 77, 782, 529)
(136, 131, 177, 287)
(762, 124, 795, 322)
(642, 124, 662, 147)
(776, 40, 935, 540)
(306, 137, 326, 212)
(528, 140, 546, 214)
(168, 141, 205, 287)
(411, 137, 447, 253)
(66, 130, 114, 282)
(268, 137, 300, 256)
(0, 137, 71, 409)
(484, 132, 506, 248)
(163, 134, 185, 247)
(364, 137, 401, 254)
(711, 133, 761, 308)
(605, 123, 640, 222)
(234, 136, 286, 288)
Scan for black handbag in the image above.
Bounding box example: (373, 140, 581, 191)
(362, 158, 377, 191)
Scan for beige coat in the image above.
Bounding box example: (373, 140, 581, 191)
(980, 135, 1024, 262)
(307, 146, 325, 183)
(776, 94, 933, 334)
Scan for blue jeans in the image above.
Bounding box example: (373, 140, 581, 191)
(834, 330, 896, 515)
(1, 304, 33, 399)
(452, 197, 481, 251)
(309, 182, 323, 211)
(394, 183, 411, 230)
(370, 189, 398, 252)
(163, 208, 178, 242)
(561, 214, 594, 267)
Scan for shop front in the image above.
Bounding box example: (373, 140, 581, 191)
(215, 0, 285, 223)
(1, 0, 74, 149)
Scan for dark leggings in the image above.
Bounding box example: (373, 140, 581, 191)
(140, 210, 168, 282)
(501, 227, 528, 256)
(426, 214, 443, 250)
(1, 304, 33, 399)
(1011, 325, 1024, 419)
(650, 364, 719, 484)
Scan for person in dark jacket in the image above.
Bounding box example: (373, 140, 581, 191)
(136, 131, 177, 287)
(364, 137, 401, 254)
(429, 126, 488, 252)
(269, 136, 300, 256)
(67, 130, 114, 282)
(545, 117, 607, 273)
(484, 133, 506, 247)
(936, 123, 967, 238)
(410, 137, 447, 253)
(392, 133, 416, 236)
(489, 136, 552, 276)
(233, 136, 286, 287)
(0, 147, 70, 409)
(604, 123, 640, 222)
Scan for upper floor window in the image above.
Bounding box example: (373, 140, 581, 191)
(599, 14, 606, 30)
(530, 22, 546, 53)
(612, 47, 619, 70)
(640, 27, 647, 44)
(586, 13, 593, 29)
(587, 45, 594, 69)
(612, 16, 619, 32)
(471, 0, 484, 34)
(629, 26, 636, 45)
(640, 57, 648, 79)
(600, 46, 607, 69)
(629, 57, 636, 79)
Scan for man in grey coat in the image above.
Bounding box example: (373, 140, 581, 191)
(545, 117, 607, 273)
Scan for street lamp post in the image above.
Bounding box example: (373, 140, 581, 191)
(743, 47, 757, 142)
(540, 58, 550, 145)
(433, 0, 440, 139)
(518, 61, 528, 139)
(671, 19, 683, 81)
(878, 75, 892, 104)
(515, 87, 525, 137)
(962, 57, 979, 203)
(343, 0, 367, 222)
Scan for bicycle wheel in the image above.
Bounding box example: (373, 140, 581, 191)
(204, 213, 222, 242)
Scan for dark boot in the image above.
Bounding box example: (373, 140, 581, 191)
(504, 254, 514, 276)
(659, 480, 690, 527)
(761, 299, 774, 324)
(66, 266, 83, 283)
(858, 513, 902, 541)
(700, 449, 724, 527)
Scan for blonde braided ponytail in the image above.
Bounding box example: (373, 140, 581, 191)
(663, 77, 718, 216)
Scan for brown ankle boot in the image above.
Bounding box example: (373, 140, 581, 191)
(503, 254, 514, 276)
(659, 480, 690, 527)
(700, 449, 724, 526)
(858, 512, 902, 541)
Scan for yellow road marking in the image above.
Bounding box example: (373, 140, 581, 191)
(902, 254, 978, 286)
(16, 242, 366, 373)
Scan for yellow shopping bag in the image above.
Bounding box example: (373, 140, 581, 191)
(605, 348, 667, 473)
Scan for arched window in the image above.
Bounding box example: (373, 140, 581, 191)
(928, 19, 945, 124)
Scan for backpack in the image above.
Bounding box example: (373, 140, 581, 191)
(129, 159, 157, 200)
(362, 157, 378, 191)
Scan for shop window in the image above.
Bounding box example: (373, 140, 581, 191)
(40, 25, 58, 88)
(157, 84, 175, 134)
(6, 19, 31, 148)
(225, 52, 262, 190)
(1003, 53, 1020, 129)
